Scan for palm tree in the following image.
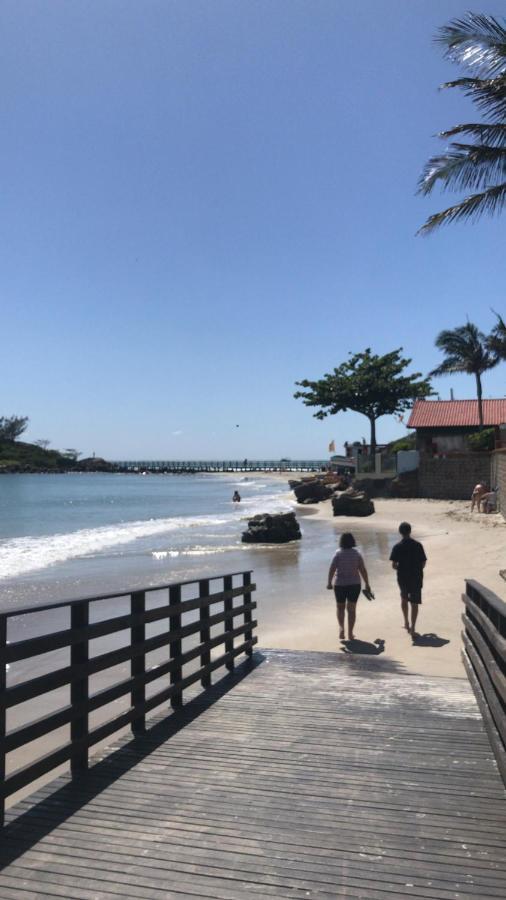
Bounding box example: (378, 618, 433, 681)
(418, 13, 506, 234)
(430, 322, 498, 428)
(487, 311, 506, 359)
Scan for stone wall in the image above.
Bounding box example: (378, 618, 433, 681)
(491, 449, 506, 515)
(418, 454, 491, 500)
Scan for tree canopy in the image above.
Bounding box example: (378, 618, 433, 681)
(418, 13, 506, 233)
(294, 349, 433, 454)
(0, 415, 29, 442)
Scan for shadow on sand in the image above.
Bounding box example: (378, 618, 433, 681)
(412, 632, 450, 648)
(342, 638, 385, 655)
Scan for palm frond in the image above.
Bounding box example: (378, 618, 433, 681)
(431, 322, 498, 377)
(437, 14, 506, 77)
(441, 76, 506, 121)
(429, 359, 464, 378)
(487, 311, 506, 358)
(440, 122, 506, 145)
(418, 144, 506, 194)
(418, 182, 506, 234)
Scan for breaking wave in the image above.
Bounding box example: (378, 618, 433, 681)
(0, 515, 229, 580)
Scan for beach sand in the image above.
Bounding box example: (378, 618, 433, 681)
(257, 495, 506, 679)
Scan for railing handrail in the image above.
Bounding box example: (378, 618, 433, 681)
(0, 571, 257, 825)
(0, 569, 254, 619)
(462, 579, 506, 784)
(465, 578, 506, 624)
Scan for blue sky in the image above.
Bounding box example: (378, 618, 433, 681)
(2, 1, 504, 459)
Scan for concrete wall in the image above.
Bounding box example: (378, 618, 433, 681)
(397, 450, 420, 474)
(418, 454, 491, 500)
(491, 449, 506, 514)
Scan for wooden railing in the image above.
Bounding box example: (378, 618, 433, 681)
(0, 570, 257, 825)
(462, 579, 506, 783)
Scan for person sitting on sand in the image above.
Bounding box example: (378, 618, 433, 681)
(232, 491, 241, 503)
(389, 522, 427, 636)
(471, 483, 487, 512)
(327, 533, 371, 641)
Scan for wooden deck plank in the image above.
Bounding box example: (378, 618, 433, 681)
(1, 649, 505, 899)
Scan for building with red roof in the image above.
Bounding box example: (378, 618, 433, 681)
(407, 400, 506, 456)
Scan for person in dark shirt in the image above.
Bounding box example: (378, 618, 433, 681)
(389, 522, 427, 635)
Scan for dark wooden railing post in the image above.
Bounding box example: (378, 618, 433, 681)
(0, 615, 6, 826)
(199, 580, 211, 688)
(224, 575, 234, 672)
(131, 591, 146, 734)
(70, 601, 89, 775)
(169, 585, 183, 709)
(243, 572, 253, 657)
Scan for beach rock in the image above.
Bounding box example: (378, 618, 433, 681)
(293, 480, 333, 504)
(332, 492, 375, 517)
(389, 469, 419, 498)
(242, 512, 301, 543)
(353, 478, 392, 499)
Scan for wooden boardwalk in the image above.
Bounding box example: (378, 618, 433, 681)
(1, 648, 505, 899)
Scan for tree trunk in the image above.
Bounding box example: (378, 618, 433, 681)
(369, 416, 377, 457)
(476, 372, 483, 430)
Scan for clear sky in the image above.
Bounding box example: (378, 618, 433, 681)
(2, 1, 504, 460)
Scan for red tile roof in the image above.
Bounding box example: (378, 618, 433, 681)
(407, 399, 506, 429)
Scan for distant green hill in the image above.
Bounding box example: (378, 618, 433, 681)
(0, 441, 114, 473)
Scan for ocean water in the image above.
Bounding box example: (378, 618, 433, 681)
(0, 472, 295, 608)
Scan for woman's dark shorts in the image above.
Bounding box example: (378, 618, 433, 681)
(334, 584, 361, 604)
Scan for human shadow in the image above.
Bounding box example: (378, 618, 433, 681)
(411, 632, 450, 648)
(0, 651, 265, 868)
(342, 638, 385, 655)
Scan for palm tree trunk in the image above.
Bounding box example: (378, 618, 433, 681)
(475, 372, 483, 430)
(369, 416, 377, 457)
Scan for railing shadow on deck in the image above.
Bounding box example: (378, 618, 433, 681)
(0, 570, 258, 827)
(0, 651, 265, 868)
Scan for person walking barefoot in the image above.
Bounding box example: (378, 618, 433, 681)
(327, 533, 371, 641)
(389, 522, 427, 636)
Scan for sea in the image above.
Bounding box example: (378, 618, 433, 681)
(0, 472, 296, 609)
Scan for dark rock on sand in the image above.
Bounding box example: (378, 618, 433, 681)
(242, 512, 301, 543)
(332, 490, 375, 517)
(293, 480, 333, 504)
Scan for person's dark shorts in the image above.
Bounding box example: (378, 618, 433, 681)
(398, 578, 422, 604)
(334, 584, 361, 604)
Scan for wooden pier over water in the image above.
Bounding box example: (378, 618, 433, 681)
(0, 576, 505, 898)
(112, 459, 330, 473)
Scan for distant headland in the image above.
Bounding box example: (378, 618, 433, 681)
(0, 439, 115, 474)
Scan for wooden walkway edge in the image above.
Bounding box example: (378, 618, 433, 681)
(1, 648, 505, 899)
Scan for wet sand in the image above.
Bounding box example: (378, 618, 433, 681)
(258, 496, 506, 678)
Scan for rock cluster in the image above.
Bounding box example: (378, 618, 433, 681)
(242, 512, 301, 544)
(290, 473, 350, 504)
(332, 489, 375, 517)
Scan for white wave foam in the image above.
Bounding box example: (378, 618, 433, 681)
(0, 515, 229, 580)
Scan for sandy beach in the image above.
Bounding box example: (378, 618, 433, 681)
(258, 494, 506, 679)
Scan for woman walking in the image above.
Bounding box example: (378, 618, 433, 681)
(327, 532, 371, 641)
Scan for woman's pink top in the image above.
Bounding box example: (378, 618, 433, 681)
(332, 548, 363, 585)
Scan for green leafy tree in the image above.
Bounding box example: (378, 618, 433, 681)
(294, 349, 432, 455)
(430, 322, 498, 428)
(418, 13, 506, 234)
(0, 415, 29, 442)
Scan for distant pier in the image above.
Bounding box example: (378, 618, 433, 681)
(112, 459, 329, 473)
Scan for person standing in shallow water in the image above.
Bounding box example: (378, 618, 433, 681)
(389, 522, 427, 636)
(327, 533, 371, 641)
